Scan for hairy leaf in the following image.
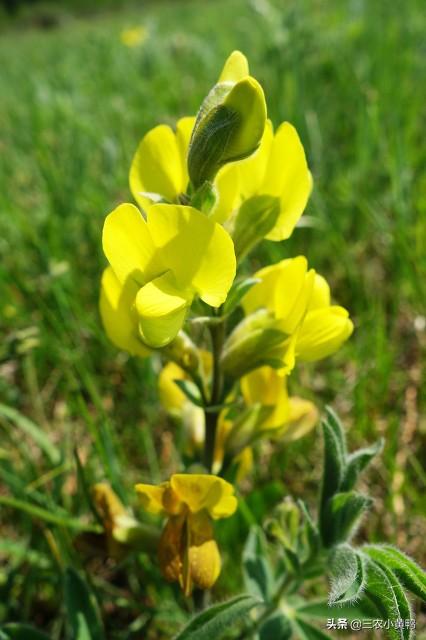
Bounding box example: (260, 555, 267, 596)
(363, 545, 426, 602)
(341, 439, 383, 491)
(329, 545, 365, 605)
(325, 491, 372, 546)
(174, 594, 261, 640)
(363, 557, 412, 640)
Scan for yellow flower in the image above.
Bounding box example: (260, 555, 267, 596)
(101, 202, 236, 349)
(120, 26, 147, 48)
(135, 474, 237, 595)
(237, 256, 353, 375)
(231, 120, 313, 241)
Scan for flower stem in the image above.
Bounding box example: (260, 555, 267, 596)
(204, 318, 225, 472)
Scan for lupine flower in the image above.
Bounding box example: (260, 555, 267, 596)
(101, 202, 236, 348)
(222, 256, 353, 377)
(135, 474, 237, 595)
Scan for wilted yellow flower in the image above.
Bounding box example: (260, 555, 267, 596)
(120, 26, 147, 48)
(101, 202, 236, 348)
(135, 474, 237, 595)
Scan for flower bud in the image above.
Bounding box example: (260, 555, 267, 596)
(221, 310, 286, 380)
(188, 74, 266, 189)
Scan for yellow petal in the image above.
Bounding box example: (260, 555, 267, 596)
(135, 482, 168, 514)
(147, 204, 236, 306)
(222, 76, 267, 162)
(186, 512, 221, 594)
(274, 258, 315, 333)
(308, 273, 331, 310)
(129, 124, 183, 208)
(241, 366, 290, 428)
(218, 50, 249, 82)
(238, 120, 274, 200)
(170, 474, 237, 519)
(242, 262, 283, 315)
(176, 116, 195, 193)
(102, 203, 162, 286)
(99, 267, 150, 357)
(209, 163, 240, 224)
(296, 306, 354, 361)
(136, 273, 192, 348)
(263, 122, 313, 241)
(158, 362, 187, 414)
(279, 397, 319, 443)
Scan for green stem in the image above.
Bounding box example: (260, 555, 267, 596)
(204, 318, 226, 472)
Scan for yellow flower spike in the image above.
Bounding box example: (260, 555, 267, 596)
(101, 202, 236, 348)
(135, 474, 236, 595)
(120, 26, 147, 48)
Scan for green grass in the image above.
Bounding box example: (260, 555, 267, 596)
(0, 0, 425, 636)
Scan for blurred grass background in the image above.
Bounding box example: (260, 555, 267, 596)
(0, 0, 425, 636)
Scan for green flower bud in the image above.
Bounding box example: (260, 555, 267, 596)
(188, 75, 266, 189)
(221, 310, 286, 380)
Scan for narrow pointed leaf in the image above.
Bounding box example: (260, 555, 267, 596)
(363, 545, 426, 602)
(0, 625, 51, 640)
(64, 567, 105, 640)
(324, 491, 372, 547)
(363, 557, 412, 640)
(341, 439, 384, 491)
(243, 526, 275, 600)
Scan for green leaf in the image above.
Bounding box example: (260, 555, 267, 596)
(341, 439, 383, 491)
(363, 557, 412, 640)
(0, 625, 51, 640)
(64, 567, 105, 640)
(293, 618, 332, 639)
(324, 407, 347, 458)
(325, 491, 372, 547)
(363, 545, 426, 602)
(223, 277, 260, 315)
(174, 379, 203, 407)
(296, 599, 378, 621)
(243, 526, 275, 601)
(320, 419, 345, 511)
(0, 402, 61, 465)
(329, 545, 365, 605)
(258, 612, 292, 639)
(298, 500, 321, 558)
(0, 495, 101, 533)
(174, 594, 261, 640)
